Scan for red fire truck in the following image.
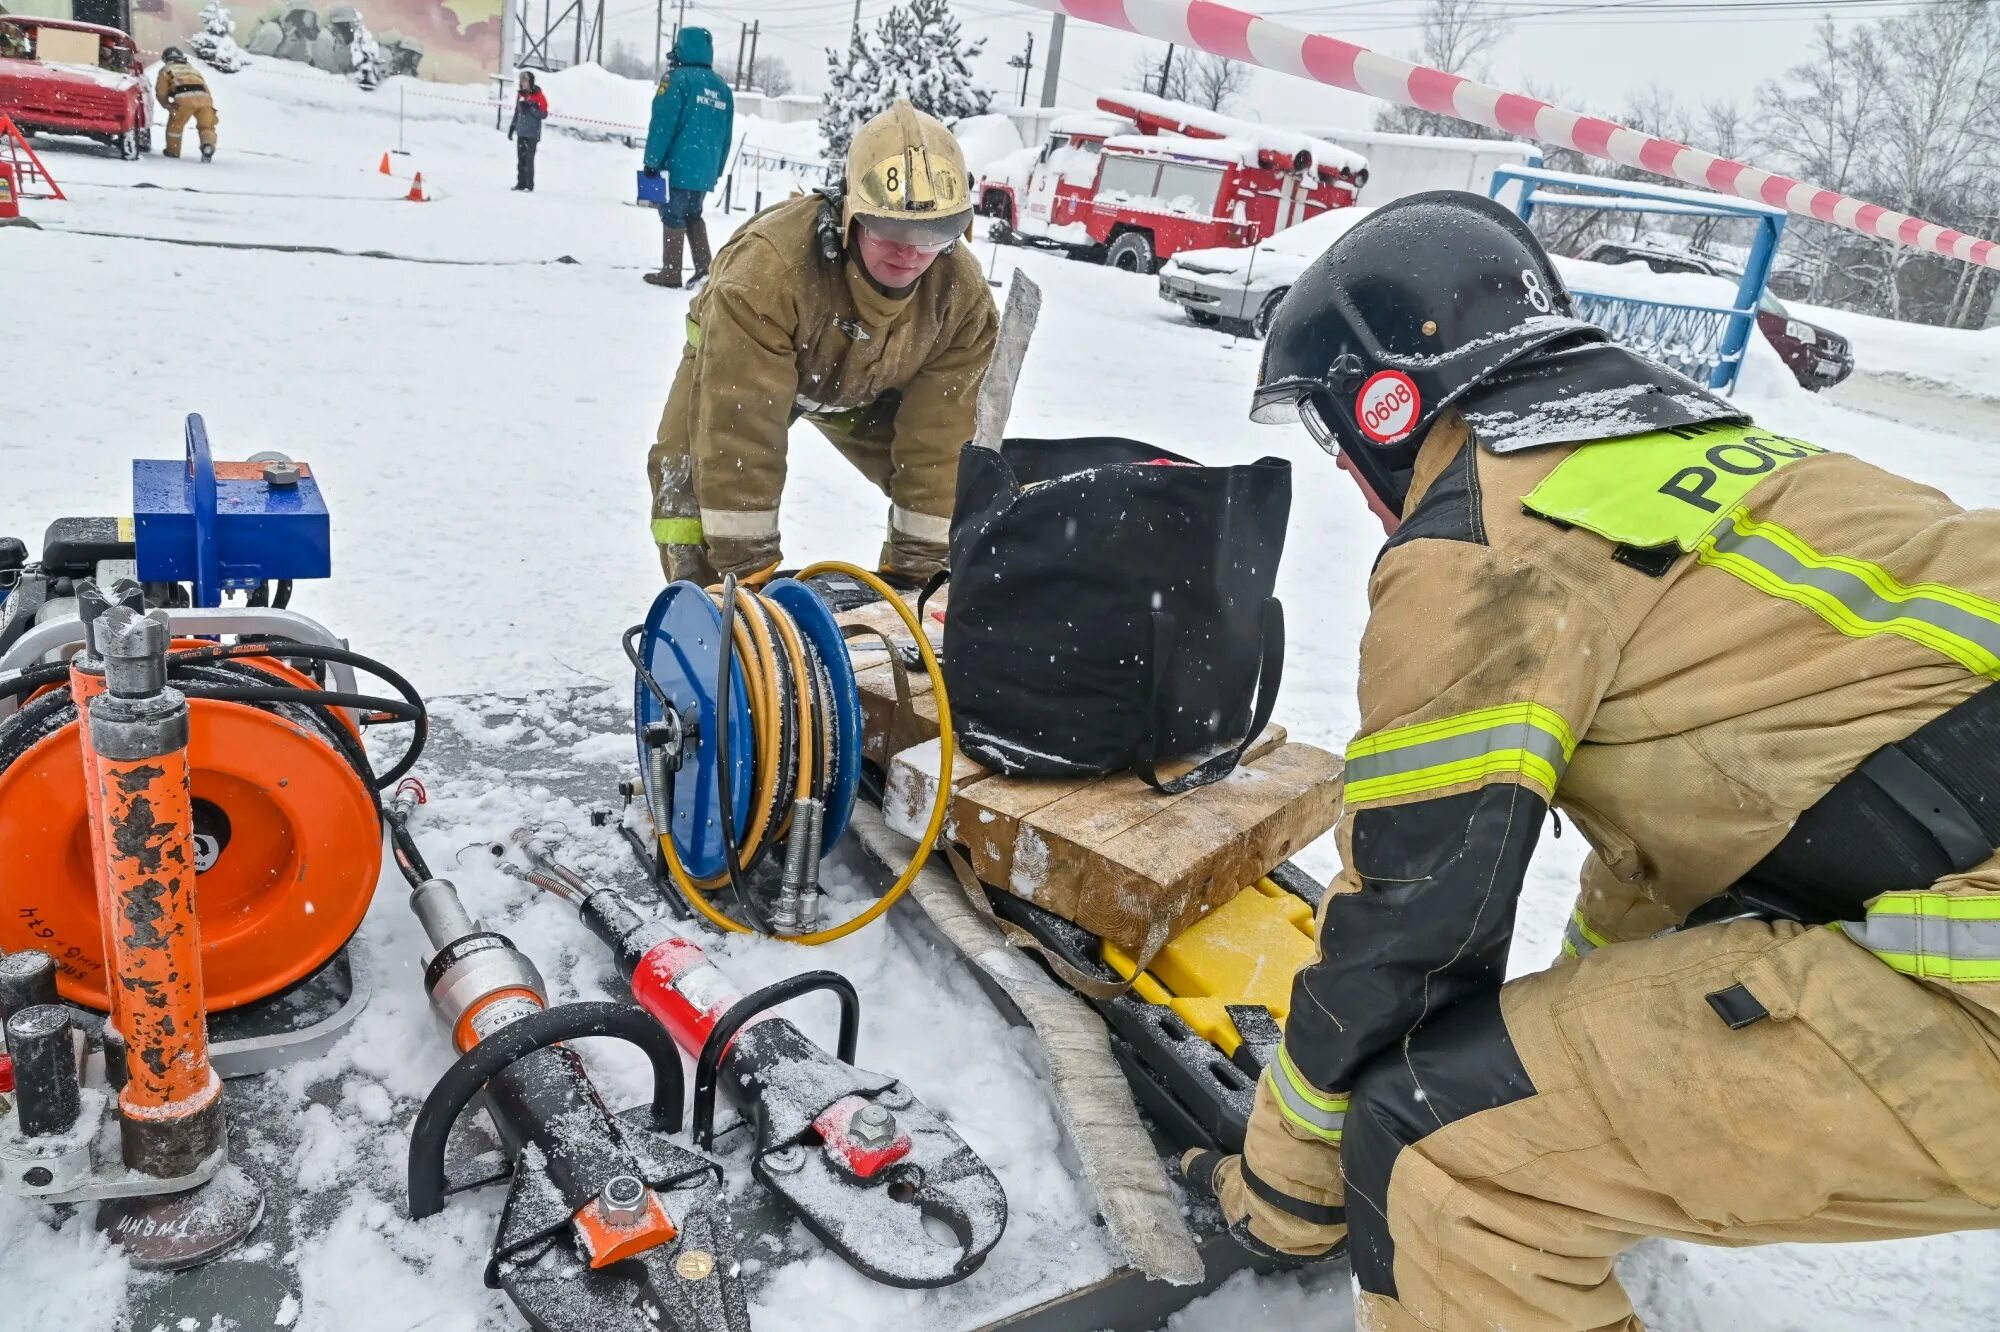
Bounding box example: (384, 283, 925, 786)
(976, 90, 1368, 273)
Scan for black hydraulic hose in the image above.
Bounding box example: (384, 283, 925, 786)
(406, 1001, 688, 1219)
(712, 577, 775, 936)
(176, 683, 420, 720)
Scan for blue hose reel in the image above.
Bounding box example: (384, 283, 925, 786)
(631, 579, 863, 882)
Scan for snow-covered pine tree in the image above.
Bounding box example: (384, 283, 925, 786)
(190, 0, 249, 72)
(820, 0, 992, 164)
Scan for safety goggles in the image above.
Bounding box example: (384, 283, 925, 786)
(1298, 391, 1345, 460)
(857, 214, 965, 252)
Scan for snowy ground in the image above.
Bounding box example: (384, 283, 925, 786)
(7, 61, 2000, 1332)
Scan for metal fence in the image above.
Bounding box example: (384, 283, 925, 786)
(1569, 290, 1739, 388)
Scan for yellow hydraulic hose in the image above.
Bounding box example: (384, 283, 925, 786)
(658, 561, 953, 946)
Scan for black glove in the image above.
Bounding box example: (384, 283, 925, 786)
(1179, 1149, 1348, 1270)
(642, 165, 661, 178)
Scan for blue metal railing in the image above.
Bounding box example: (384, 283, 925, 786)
(1489, 165, 1786, 394)
(1568, 290, 1739, 386)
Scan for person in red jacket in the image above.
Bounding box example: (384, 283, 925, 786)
(508, 71, 548, 192)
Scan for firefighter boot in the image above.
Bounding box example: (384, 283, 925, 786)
(643, 227, 686, 288)
(201, 143, 214, 162)
(687, 218, 713, 291)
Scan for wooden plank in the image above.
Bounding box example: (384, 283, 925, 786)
(986, 742, 1341, 954)
(881, 737, 989, 841)
(947, 726, 1288, 895)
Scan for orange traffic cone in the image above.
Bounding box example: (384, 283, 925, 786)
(379, 152, 392, 175)
(405, 172, 428, 203)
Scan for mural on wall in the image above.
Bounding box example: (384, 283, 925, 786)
(135, 0, 496, 82)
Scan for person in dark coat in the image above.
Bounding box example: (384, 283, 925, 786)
(641, 27, 734, 288)
(509, 71, 548, 191)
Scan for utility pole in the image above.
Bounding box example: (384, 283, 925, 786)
(852, 0, 862, 38)
(735, 21, 748, 89)
(746, 21, 760, 90)
(1157, 42, 1174, 97)
(500, 0, 518, 89)
(1038, 12, 1063, 107)
(652, 0, 662, 72)
(1006, 32, 1034, 106)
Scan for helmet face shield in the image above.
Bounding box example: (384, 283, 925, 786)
(1299, 392, 1342, 459)
(856, 211, 968, 249)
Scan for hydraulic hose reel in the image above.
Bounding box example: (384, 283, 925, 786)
(629, 566, 952, 943)
(0, 415, 420, 1018)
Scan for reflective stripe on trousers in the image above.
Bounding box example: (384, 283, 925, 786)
(1267, 1042, 1348, 1144)
(1698, 507, 2000, 678)
(1844, 893, 2000, 982)
(1344, 702, 1578, 808)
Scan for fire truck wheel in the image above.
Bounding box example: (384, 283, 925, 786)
(137, 124, 152, 154)
(1251, 288, 1289, 339)
(117, 127, 140, 161)
(1105, 232, 1157, 274)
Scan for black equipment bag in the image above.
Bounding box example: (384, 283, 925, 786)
(935, 437, 1289, 793)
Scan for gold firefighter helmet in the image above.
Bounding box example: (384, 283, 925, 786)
(843, 99, 974, 246)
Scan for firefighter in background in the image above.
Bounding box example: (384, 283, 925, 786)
(640, 26, 733, 290)
(155, 47, 217, 161)
(1182, 191, 2000, 1330)
(646, 100, 997, 585)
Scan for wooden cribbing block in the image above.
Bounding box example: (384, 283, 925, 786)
(884, 727, 1340, 956)
(836, 590, 946, 764)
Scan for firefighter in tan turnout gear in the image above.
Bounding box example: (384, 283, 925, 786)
(646, 100, 998, 585)
(1180, 191, 2000, 1330)
(155, 47, 217, 161)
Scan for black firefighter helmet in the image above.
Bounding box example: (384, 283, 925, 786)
(162, 45, 189, 63)
(1252, 190, 1743, 512)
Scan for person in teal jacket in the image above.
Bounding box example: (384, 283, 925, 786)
(642, 27, 734, 289)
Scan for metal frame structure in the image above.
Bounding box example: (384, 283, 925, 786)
(1491, 164, 1787, 394)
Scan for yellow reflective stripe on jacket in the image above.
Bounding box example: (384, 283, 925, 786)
(1344, 702, 1577, 807)
(1843, 892, 2000, 982)
(685, 316, 702, 349)
(652, 517, 703, 546)
(1267, 1043, 1347, 1144)
(1560, 906, 1612, 959)
(1695, 508, 2000, 678)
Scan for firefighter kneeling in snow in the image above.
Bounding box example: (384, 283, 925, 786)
(646, 99, 998, 586)
(1184, 191, 2000, 1330)
(155, 47, 217, 161)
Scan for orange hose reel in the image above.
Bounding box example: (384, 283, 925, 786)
(0, 647, 380, 1012)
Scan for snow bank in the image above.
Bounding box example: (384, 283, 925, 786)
(1788, 299, 2000, 398)
(952, 112, 1024, 177)
(534, 61, 654, 131)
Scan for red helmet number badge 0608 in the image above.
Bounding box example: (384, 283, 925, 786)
(1355, 370, 1421, 444)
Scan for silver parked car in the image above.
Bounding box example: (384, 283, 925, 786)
(1157, 204, 1375, 337)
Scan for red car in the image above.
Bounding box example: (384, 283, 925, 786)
(1575, 239, 1855, 390)
(0, 17, 151, 160)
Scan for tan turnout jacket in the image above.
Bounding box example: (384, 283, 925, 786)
(648, 193, 998, 579)
(1230, 408, 2000, 1254)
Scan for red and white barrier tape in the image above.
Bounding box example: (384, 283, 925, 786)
(1012, 0, 1999, 270)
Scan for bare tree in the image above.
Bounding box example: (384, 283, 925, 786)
(1129, 47, 1191, 101)
(1188, 53, 1249, 112)
(602, 38, 655, 81)
(723, 52, 794, 95)
(1375, 0, 1505, 137)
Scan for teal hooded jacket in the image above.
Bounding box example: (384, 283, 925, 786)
(643, 28, 735, 192)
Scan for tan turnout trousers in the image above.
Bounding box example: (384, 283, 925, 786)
(163, 93, 216, 156)
(1358, 913, 2000, 1331)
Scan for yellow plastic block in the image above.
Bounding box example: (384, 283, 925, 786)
(1099, 878, 1318, 1055)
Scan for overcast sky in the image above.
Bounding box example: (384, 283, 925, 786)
(598, 0, 1914, 140)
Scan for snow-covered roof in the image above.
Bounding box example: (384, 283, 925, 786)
(1049, 111, 1132, 138)
(1097, 89, 1369, 176)
(1102, 133, 1258, 167)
